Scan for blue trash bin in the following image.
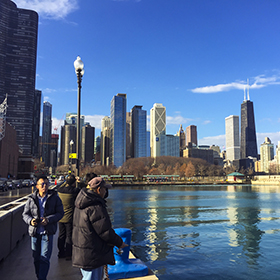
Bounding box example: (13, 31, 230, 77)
(108, 228, 149, 280)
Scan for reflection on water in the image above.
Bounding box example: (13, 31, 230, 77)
(108, 185, 280, 280)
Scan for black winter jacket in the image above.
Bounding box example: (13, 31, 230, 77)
(22, 189, 64, 237)
(72, 188, 123, 269)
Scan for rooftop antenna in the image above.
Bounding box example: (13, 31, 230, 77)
(247, 78, 250, 100)
(243, 86, 246, 101)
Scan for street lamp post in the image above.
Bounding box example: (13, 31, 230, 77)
(74, 56, 84, 179)
(69, 139, 74, 174)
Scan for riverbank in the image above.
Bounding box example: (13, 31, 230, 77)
(111, 180, 249, 187)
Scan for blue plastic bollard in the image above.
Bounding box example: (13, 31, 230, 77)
(108, 228, 148, 280)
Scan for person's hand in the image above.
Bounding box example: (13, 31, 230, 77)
(41, 217, 48, 226)
(31, 218, 38, 227)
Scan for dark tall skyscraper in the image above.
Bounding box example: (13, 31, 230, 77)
(240, 92, 258, 159)
(32, 90, 42, 158)
(42, 101, 52, 167)
(0, 0, 38, 155)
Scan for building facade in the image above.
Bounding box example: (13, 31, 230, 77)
(131, 105, 147, 158)
(150, 103, 166, 158)
(101, 116, 110, 166)
(32, 90, 41, 158)
(260, 137, 274, 173)
(42, 101, 52, 167)
(0, 0, 38, 156)
(81, 124, 95, 165)
(110, 93, 127, 167)
(186, 125, 197, 146)
(177, 124, 186, 157)
(60, 124, 76, 166)
(225, 115, 240, 161)
(240, 94, 258, 159)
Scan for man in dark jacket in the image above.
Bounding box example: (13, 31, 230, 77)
(57, 174, 79, 259)
(22, 175, 64, 280)
(72, 177, 128, 280)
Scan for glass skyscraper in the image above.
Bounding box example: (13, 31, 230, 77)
(110, 94, 126, 167)
(0, 0, 38, 155)
(131, 105, 147, 158)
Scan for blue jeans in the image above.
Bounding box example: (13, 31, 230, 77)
(31, 234, 53, 280)
(81, 266, 104, 280)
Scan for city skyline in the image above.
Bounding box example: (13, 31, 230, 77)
(12, 0, 280, 151)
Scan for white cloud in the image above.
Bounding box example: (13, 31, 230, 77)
(84, 115, 104, 130)
(13, 0, 79, 19)
(166, 115, 192, 125)
(198, 131, 280, 153)
(191, 72, 280, 94)
(199, 134, 226, 149)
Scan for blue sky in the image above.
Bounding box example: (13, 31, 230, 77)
(14, 0, 280, 151)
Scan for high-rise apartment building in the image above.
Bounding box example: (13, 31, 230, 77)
(240, 92, 258, 159)
(110, 94, 127, 167)
(0, 0, 38, 156)
(101, 116, 110, 166)
(131, 105, 147, 158)
(42, 101, 52, 167)
(260, 137, 274, 173)
(150, 103, 166, 158)
(186, 125, 197, 146)
(81, 124, 94, 165)
(225, 115, 240, 161)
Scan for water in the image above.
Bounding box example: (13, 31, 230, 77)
(106, 185, 280, 280)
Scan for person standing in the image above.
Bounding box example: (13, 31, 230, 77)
(22, 175, 64, 280)
(57, 174, 79, 259)
(72, 177, 128, 280)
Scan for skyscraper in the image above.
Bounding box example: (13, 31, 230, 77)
(42, 101, 52, 167)
(131, 105, 147, 158)
(60, 124, 76, 166)
(110, 93, 127, 167)
(225, 115, 240, 161)
(177, 124, 186, 157)
(81, 124, 95, 165)
(150, 103, 166, 158)
(32, 90, 42, 158)
(0, 0, 38, 155)
(260, 137, 274, 173)
(186, 125, 197, 146)
(101, 116, 110, 166)
(240, 90, 258, 159)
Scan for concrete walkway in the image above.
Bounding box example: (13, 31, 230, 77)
(0, 232, 82, 280)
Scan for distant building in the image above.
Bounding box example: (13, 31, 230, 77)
(50, 134, 59, 169)
(186, 125, 197, 146)
(32, 90, 42, 158)
(157, 134, 180, 157)
(240, 90, 258, 159)
(210, 145, 223, 166)
(260, 137, 274, 173)
(101, 116, 110, 166)
(225, 115, 240, 161)
(110, 93, 127, 167)
(60, 124, 76, 166)
(150, 103, 166, 158)
(42, 101, 52, 167)
(81, 125, 95, 165)
(126, 112, 132, 159)
(0, 0, 39, 156)
(131, 105, 147, 158)
(183, 144, 214, 164)
(94, 135, 100, 162)
(177, 124, 186, 157)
